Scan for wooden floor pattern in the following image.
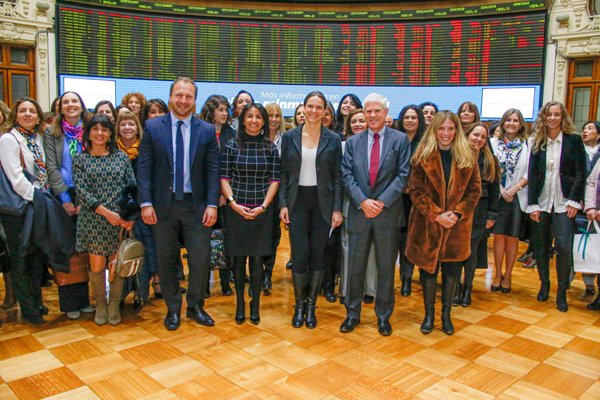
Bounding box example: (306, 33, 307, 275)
(1, 230, 600, 399)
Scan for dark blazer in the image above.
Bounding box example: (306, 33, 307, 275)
(137, 113, 221, 220)
(218, 124, 237, 153)
(279, 125, 342, 223)
(341, 126, 410, 233)
(528, 133, 586, 206)
(472, 152, 500, 241)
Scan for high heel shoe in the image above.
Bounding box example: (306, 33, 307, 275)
(500, 277, 511, 293)
(490, 276, 502, 292)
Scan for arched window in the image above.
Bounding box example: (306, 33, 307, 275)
(592, 0, 600, 15)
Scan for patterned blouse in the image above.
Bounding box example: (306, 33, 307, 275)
(221, 135, 280, 207)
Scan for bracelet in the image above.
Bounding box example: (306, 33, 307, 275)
(260, 205, 266, 211)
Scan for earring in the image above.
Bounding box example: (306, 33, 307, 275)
(107, 138, 111, 142)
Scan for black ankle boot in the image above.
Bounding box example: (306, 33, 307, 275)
(460, 285, 472, 307)
(249, 258, 263, 325)
(235, 298, 245, 324)
(291, 272, 308, 328)
(537, 281, 550, 302)
(262, 257, 274, 296)
(441, 274, 458, 335)
(232, 258, 246, 324)
(220, 269, 233, 296)
(305, 271, 324, 329)
(587, 294, 600, 310)
(420, 276, 436, 334)
(556, 284, 568, 312)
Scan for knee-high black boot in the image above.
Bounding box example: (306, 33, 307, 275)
(537, 261, 550, 302)
(305, 270, 324, 329)
(219, 269, 232, 296)
(420, 275, 436, 334)
(249, 257, 263, 325)
(232, 257, 246, 324)
(292, 272, 308, 328)
(441, 274, 459, 335)
(262, 255, 274, 296)
(2, 271, 16, 309)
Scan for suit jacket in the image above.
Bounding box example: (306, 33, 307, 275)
(137, 113, 221, 220)
(405, 150, 482, 273)
(279, 126, 342, 223)
(341, 126, 410, 233)
(528, 132, 586, 206)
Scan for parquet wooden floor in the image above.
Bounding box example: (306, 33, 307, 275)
(1, 230, 600, 399)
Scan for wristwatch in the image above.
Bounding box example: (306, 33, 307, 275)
(226, 195, 235, 205)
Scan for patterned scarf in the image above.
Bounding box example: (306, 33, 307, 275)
(117, 136, 140, 160)
(15, 126, 50, 191)
(62, 119, 84, 156)
(496, 137, 524, 187)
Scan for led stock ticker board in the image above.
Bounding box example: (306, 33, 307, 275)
(57, 2, 545, 87)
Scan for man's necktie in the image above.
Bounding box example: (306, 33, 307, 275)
(175, 120, 184, 200)
(369, 132, 380, 190)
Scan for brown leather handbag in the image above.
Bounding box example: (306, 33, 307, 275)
(53, 253, 90, 286)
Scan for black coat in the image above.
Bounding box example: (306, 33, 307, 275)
(472, 153, 500, 241)
(528, 133, 586, 206)
(21, 189, 75, 272)
(279, 125, 343, 223)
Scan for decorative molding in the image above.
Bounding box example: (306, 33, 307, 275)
(582, 36, 600, 54)
(587, 15, 600, 31)
(555, 45, 567, 99)
(0, 1, 18, 17)
(0, 21, 24, 41)
(37, 31, 48, 82)
(560, 0, 571, 7)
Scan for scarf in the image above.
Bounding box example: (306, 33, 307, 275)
(62, 119, 84, 156)
(15, 126, 50, 191)
(496, 137, 524, 187)
(117, 136, 140, 160)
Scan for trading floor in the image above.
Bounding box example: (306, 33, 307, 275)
(0, 230, 599, 399)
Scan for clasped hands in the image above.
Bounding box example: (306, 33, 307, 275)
(360, 199, 384, 219)
(435, 211, 458, 229)
(232, 202, 264, 220)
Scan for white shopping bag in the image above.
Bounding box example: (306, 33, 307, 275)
(574, 220, 600, 274)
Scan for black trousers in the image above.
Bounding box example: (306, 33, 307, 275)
(422, 261, 462, 280)
(153, 196, 211, 313)
(531, 211, 574, 287)
(322, 226, 341, 293)
(289, 186, 330, 274)
(1, 214, 44, 319)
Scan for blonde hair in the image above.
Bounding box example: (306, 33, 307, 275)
(115, 110, 142, 140)
(412, 110, 475, 169)
(530, 101, 576, 154)
(264, 102, 284, 137)
(465, 123, 500, 182)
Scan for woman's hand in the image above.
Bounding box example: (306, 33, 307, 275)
(105, 210, 124, 227)
(529, 210, 540, 222)
(249, 206, 265, 218)
(279, 207, 290, 224)
(485, 219, 495, 229)
(434, 212, 458, 229)
(121, 220, 134, 230)
(231, 202, 254, 219)
(501, 186, 515, 202)
(331, 211, 343, 229)
(63, 202, 80, 216)
(566, 205, 578, 219)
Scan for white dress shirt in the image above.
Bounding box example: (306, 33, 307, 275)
(170, 111, 192, 194)
(527, 133, 581, 214)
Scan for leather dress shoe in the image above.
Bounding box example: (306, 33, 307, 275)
(186, 305, 215, 326)
(377, 319, 392, 336)
(164, 311, 180, 331)
(324, 291, 337, 303)
(339, 317, 360, 333)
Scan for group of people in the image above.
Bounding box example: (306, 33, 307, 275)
(1, 77, 599, 337)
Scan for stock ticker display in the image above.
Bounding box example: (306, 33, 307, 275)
(57, 2, 545, 87)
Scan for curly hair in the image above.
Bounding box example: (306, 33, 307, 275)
(530, 101, 576, 154)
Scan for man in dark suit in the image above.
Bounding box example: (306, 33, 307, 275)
(137, 77, 220, 330)
(340, 93, 410, 336)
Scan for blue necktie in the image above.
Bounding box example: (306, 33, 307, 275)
(175, 120, 184, 201)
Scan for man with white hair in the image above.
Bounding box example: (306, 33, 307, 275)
(340, 93, 410, 336)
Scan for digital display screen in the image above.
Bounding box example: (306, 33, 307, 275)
(57, 4, 545, 87)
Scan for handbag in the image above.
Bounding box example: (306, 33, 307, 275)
(53, 252, 90, 286)
(109, 228, 144, 282)
(573, 220, 600, 274)
(0, 133, 30, 216)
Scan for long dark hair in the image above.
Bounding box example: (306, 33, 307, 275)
(93, 100, 117, 122)
(140, 98, 168, 128)
(83, 114, 117, 154)
(53, 91, 91, 137)
(237, 103, 270, 152)
(398, 104, 426, 138)
(334, 93, 362, 132)
(232, 90, 254, 117)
